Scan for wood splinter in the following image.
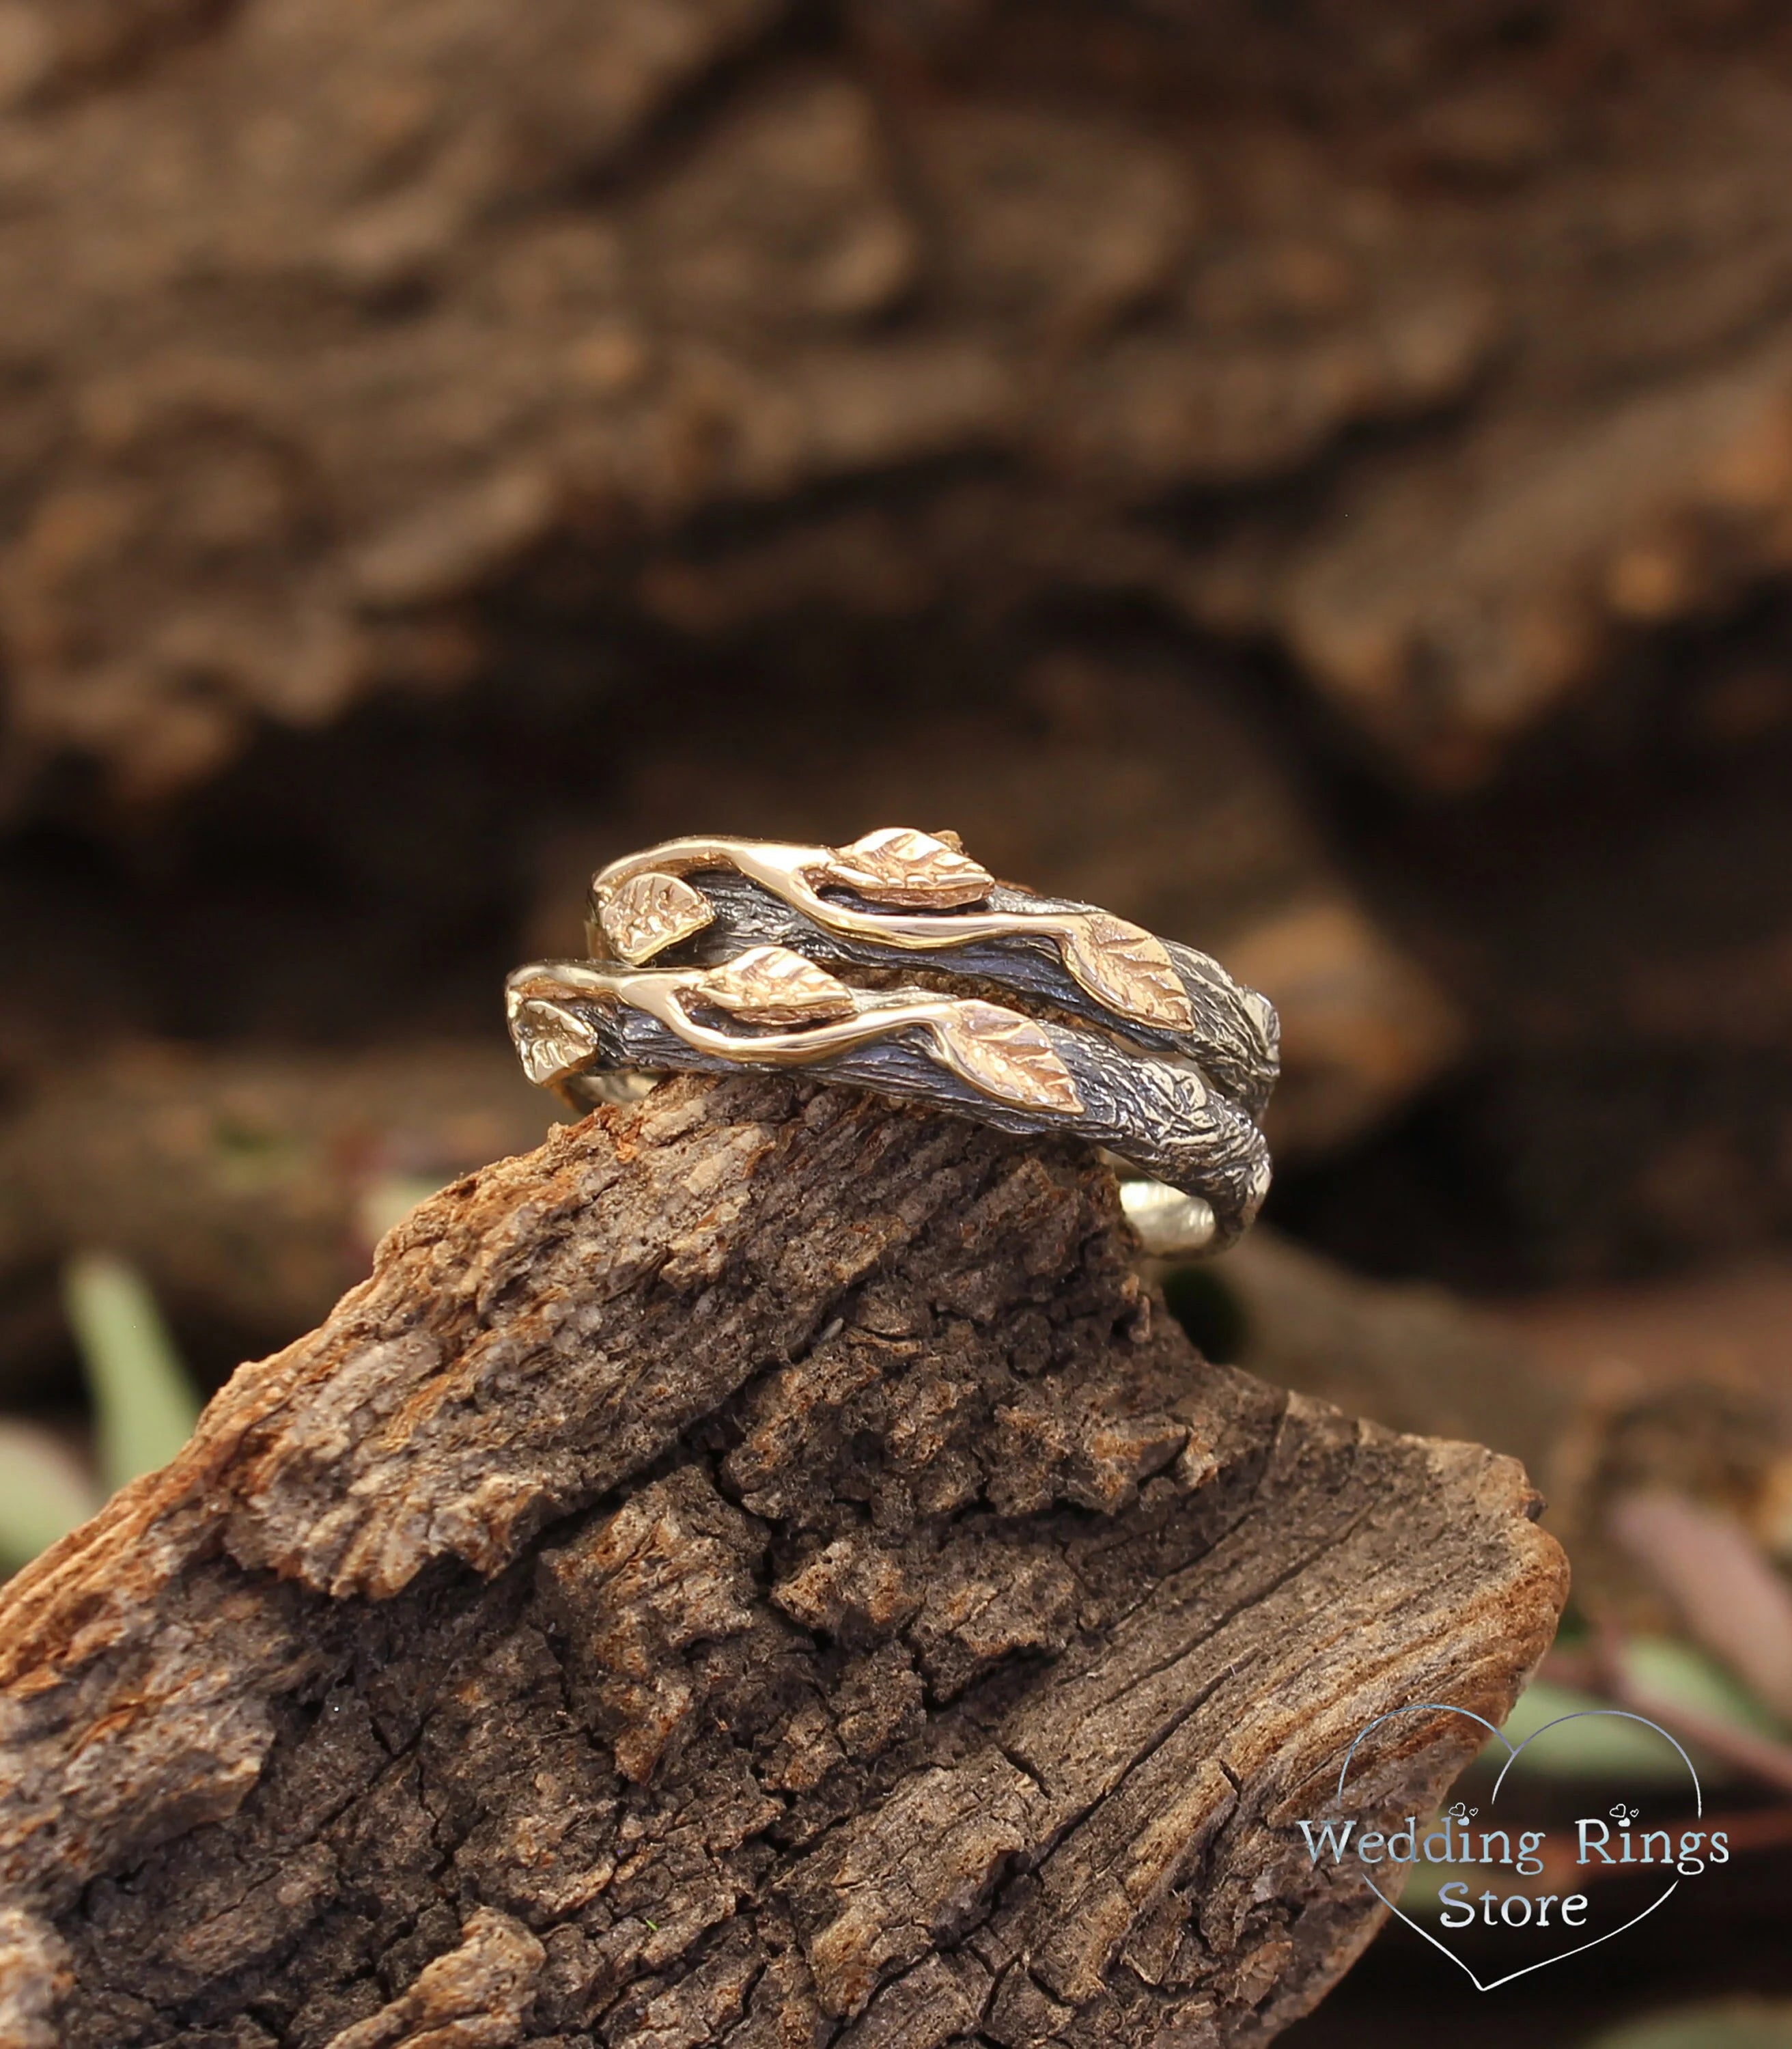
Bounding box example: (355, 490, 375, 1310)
(0, 1074, 1566, 2049)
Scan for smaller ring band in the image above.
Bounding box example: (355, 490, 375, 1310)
(507, 828, 1278, 1252)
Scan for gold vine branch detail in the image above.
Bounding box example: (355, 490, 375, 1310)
(505, 956, 1087, 1116)
(585, 829, 1196, 1034)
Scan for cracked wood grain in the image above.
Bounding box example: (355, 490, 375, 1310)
(0, 1074, 1566, 2049)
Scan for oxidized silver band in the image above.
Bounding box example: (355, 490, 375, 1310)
(507, 829, 1278, 1252)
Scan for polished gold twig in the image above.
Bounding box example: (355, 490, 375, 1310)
(506, 958, 1087, 1115)
(585, 831, 1196, 1033)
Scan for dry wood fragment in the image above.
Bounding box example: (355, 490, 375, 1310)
(0, 1075, 1565, 2049)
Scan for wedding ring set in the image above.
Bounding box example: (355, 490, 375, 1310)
(507, 829, 1278, 1253)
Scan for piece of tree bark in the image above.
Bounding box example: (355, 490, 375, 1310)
(0, 1074, 1566, 2049)
(1181, 1229, 1792, 1644)
(1198, 1226, 1578, 1509)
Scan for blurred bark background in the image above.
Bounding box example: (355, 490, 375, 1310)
(4, 1, 1792, 2040)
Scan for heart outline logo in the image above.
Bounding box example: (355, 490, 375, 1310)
(1332, 1702, 1703, 1992)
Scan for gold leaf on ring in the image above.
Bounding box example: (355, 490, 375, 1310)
(932, 1000, 1084, 1114)
(1060, 912, 1194, 1031)
(510, 998, 601, 1087)
(693, 946, 858, 1025)
(597, 870, 714, 964)
(818, 826, 994, 909)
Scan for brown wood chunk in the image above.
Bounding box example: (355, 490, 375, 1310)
(0, 1075, 1565, 2048)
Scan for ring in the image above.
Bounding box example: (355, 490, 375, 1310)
(506, 828, 1278, 1253)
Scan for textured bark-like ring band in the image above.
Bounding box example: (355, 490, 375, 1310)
(506, 829, 1279, 1253)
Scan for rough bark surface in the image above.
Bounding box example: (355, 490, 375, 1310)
(1201, 1227, 1578, 1509)
(0, 1075, 1566, 2049)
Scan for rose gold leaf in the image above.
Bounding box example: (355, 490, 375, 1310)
(1060, 912, 1194, 1031)
(819, 826, 994, 909)
(695, 946, 858, 1025)
(933, 1001, 1084, 1114)
(598, 871, 713, 964)
(510, 998, 601, 1087)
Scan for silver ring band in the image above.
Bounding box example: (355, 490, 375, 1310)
(507, 829, 1278, 1252)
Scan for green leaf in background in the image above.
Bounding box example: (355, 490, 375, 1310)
(1479, 1641, 1789, 1785)
(354, 1172, 448, 1251)
(1395, 1856, 1479, 1911)
(0, 1421, 104, 1578)
(1578, 2000, 1792, 2049)
(63, 1251, 204, 1493)
(1485, 1678, 1704, 1782)
(1619, 1634, 1790, 1740)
